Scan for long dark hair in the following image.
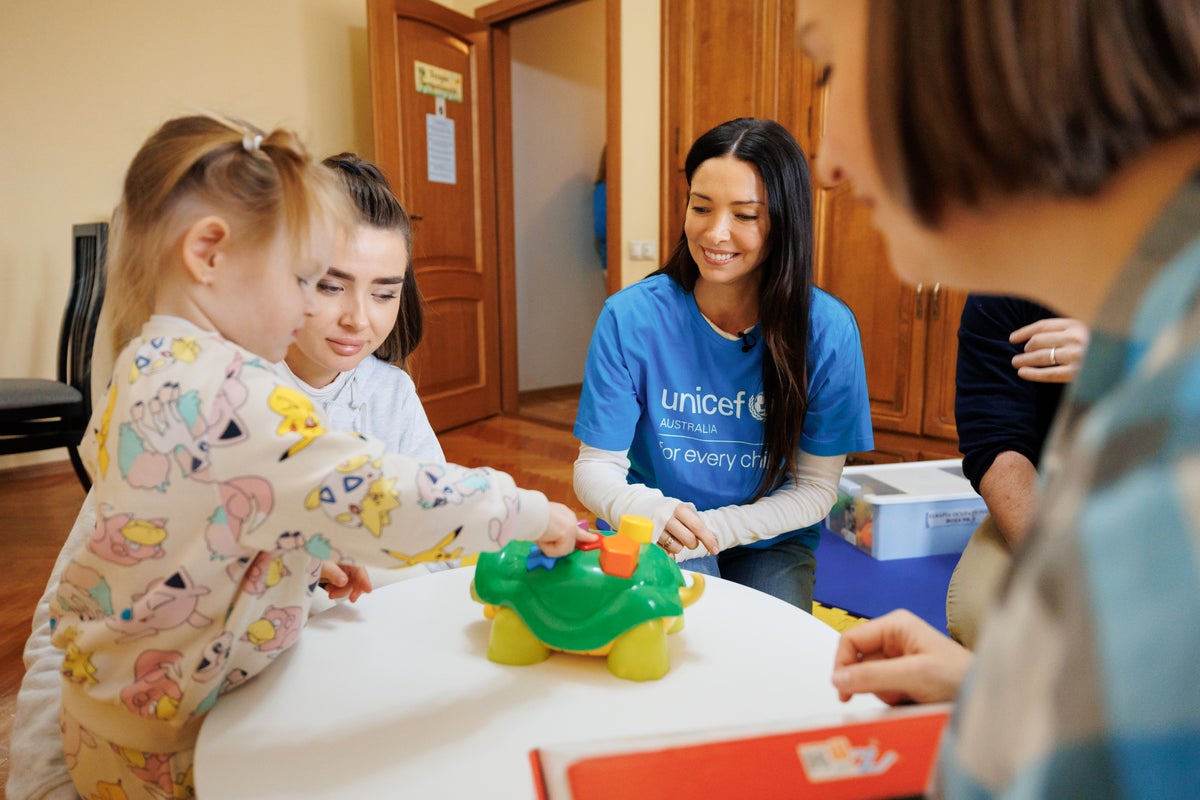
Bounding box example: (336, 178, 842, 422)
(656, 118, 814, 501)
(322, 152, 424, 367)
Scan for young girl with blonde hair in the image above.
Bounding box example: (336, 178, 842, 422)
(8, 150, 457, 800)
(46, 115, 586, 799)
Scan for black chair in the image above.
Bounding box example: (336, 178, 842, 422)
(0, 223, 108, 490)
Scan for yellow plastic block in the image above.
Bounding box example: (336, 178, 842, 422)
(617, 514, 654, 544)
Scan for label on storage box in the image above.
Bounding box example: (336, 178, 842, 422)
(925, 508, 988, 529)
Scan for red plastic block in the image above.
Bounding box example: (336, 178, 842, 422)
(576, 537, 603, 552)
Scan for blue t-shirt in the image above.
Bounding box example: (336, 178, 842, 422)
(575, 274, 874, 551)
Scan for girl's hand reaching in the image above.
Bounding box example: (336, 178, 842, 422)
(535, 502, 597, 558)
(319, 561, 373, 603)
(533, 502, 597, 558)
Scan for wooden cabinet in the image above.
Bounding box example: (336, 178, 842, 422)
(661, 0, 961, 463)
(659, 0, 803, 246)
(809, 182, 965, 464)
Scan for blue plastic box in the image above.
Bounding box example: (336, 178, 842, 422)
(823, 459, 988, 560)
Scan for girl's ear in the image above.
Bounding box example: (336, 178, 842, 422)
(181, 216, 231, 285)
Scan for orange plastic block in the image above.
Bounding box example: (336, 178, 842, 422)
(599, 534, 640, 578)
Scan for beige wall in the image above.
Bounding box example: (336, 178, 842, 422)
(0, 0, 658, 470)
(0, 0, 372, 470)
(618, 0, 661, 287)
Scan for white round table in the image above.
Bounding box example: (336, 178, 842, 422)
(195, 567, 882, 799)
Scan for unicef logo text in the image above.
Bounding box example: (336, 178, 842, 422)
(660, 387, 765, 421)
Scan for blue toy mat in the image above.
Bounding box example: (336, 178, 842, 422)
(813, 528, 960, 634)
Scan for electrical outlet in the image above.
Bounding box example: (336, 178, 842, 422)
(628, 240, 657, 261)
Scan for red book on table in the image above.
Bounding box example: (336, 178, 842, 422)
(530, 703, 952, 800)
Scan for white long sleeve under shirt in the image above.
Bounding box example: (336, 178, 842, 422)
(572, 443, 844, 561)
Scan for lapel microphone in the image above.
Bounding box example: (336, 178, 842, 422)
(739, 330, 757, 353)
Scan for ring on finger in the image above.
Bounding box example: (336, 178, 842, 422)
(1049, 346, 1057, 366)
(658, 533, 673, 548)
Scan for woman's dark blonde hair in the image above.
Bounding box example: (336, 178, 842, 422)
(107, 114, 352, 352)
(867, 0, 1200, 225)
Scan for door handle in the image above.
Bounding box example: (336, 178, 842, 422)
(930, 283, 941, 320)
(915, 283, 924, 320)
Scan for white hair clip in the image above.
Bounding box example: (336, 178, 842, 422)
(242, 133, 263, 152)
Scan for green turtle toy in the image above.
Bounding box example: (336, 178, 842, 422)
(470, 514, 706, 681)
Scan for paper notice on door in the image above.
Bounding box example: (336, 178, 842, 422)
(426, 113, 456, 185)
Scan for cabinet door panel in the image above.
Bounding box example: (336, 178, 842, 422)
(921, 286, 968, 442)
(813, 183, 925, 434)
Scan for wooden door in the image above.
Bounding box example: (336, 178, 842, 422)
(660, 0, 799, 254)
(660, 0, 964, 462)
(661, 0, 927, 435)
(368, 0, 501, 432)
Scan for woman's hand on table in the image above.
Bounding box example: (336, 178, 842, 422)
(831, 610, 973, 706)
(657, 502, 719, 556)
(320, 561, 373, 603)
(535, 502, 598, 558)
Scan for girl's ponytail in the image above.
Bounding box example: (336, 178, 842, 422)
(106, 115, 351, 353)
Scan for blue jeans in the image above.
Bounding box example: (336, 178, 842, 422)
(680, 536, 816, 612)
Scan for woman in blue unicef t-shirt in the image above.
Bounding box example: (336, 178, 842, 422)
(573, 117, 873, 610)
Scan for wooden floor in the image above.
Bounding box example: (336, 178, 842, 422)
(0, 465, 87, 797)
(0, 411, 581, 795)
(516, 383, 581, 430)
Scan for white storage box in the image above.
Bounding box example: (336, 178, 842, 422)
(824, 459, 988, 560)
